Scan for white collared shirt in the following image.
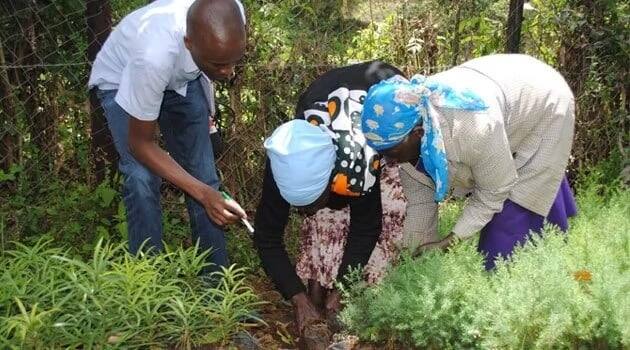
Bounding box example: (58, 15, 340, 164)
(88, 0, 244, 121)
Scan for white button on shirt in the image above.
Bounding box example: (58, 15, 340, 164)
(88, 0, 245, 121)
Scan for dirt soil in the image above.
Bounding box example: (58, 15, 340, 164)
(247, 276, 301, 349)
(241, 277, 384, 350)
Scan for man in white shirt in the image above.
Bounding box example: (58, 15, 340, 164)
(89, 0, 247, 272)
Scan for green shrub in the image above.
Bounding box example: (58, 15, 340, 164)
(341, 242, 487, 348)
(0, 174, 202, 258)
(341, 173, 629, 348)
(0, 240, 263, 349)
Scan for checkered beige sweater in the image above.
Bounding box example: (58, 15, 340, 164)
(400, 54, 575, 246)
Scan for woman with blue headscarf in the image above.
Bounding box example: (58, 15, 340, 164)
(361, 54, 577, 270)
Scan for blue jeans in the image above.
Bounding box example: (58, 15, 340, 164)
(97, 78, 228, 272)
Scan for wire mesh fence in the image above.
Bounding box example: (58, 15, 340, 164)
(1, 0, 627, 222)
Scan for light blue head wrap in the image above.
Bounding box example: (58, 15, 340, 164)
(361, 74, 488, 201)
(264, 119, 336, 206)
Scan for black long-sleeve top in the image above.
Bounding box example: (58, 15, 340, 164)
(253, 60, 404, 299)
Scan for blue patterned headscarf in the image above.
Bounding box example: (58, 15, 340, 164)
(361, 74, 488, 201)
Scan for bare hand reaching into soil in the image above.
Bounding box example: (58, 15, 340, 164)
(324, 289, 344, 334)
(291, 292, 323, 334)
(324, 289, 342, 315)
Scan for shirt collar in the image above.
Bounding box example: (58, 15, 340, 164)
(174, 39, 201, 96)
(181, 47, 200, 74)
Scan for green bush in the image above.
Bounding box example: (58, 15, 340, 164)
(0, 240, 263, 349)
(0, 173, 202, 257)
(341, 173, 629, 348)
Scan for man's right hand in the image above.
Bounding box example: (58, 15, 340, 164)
(126, 118, 247, 227)
(198, 186, 247, 226)
(291, 292, 323, 334)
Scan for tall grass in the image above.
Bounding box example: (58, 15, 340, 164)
(0, 241, 263, 349)
(341, 171, 629, 349)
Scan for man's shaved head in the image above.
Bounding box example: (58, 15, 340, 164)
(184, 0, 246, 81)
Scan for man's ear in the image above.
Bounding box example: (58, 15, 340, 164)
(184, 35, 193, 51)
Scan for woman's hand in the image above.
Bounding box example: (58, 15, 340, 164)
(415, 233, 457, 255)
(324, 289, 342, 315)
(291, 292, 323, 334)
(324, 289, 344, 333)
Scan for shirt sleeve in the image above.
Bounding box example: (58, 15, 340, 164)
(452, 113, 518, 238)
(253, 158, 305, 299)
(337, 174, 382, 281)
(115, 49, 174, 121)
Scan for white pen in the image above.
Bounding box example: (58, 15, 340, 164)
(221, 191, 255, 235)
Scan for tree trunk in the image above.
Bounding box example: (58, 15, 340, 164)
(31, 0, 60, 171)
(505, 0, 524, 53)
(450, 4, 462, 66)
(559, 0, 617, 174)
(86, 0, 116, 183)
(0, 41, 18, 170)
(15, 0, 48, 170)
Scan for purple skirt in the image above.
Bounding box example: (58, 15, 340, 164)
(477, 177, 578, 270)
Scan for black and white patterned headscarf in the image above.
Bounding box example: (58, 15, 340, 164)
(303, 87, 381, 197)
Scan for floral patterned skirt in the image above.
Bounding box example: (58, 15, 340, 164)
(295, 163, 407, 288)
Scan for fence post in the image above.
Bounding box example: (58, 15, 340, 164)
(86, 0, 116, 183)
(506, 0, 524, 53)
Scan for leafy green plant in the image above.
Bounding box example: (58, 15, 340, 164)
(0, 165, 21, 183)
(341, 168, 629, 348)
(0, 239, 263, 349)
